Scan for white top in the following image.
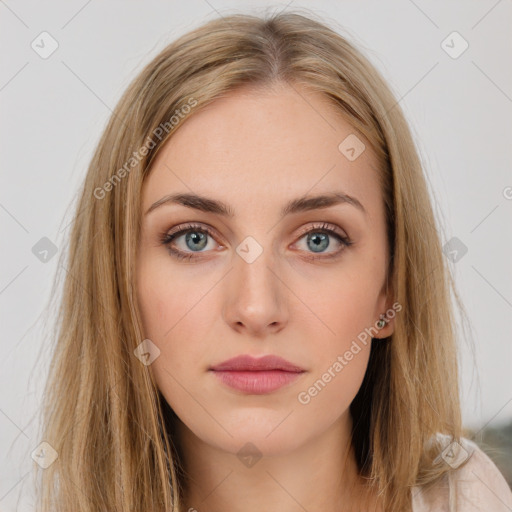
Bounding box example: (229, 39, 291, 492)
(411, 434, 512, 511)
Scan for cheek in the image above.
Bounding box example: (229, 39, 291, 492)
(292, 259, 379, 408)
(137, 253, 214, 339)
(304, 267, 379, 349)
(136, 256, 219, 380)
(295, 276, 373, 416)
(296, 344, 370, 428)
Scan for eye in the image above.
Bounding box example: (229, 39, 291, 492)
(293, 222, 352, 260)
(160, 223, 221, 261)
(160, 221, 352, 261)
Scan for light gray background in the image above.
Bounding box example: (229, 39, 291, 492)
(1, 1, 511, 509)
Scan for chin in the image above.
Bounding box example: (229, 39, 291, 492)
(203, 414, 310, 458)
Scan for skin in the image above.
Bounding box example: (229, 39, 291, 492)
(136, 82, 395, 512)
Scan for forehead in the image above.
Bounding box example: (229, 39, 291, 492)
(142, 84, 381, 221)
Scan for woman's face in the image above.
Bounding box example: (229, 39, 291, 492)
(136, 83, 394, 457)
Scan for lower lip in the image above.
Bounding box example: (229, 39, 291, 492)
(210, 370, 304, 394)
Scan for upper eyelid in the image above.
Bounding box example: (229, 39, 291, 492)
(165, 223, 220, 242)
(295, 221, 348, 238)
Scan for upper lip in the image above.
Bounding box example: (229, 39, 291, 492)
(209, 354, 305, 372)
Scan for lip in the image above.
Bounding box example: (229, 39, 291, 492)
(209, 355, 306, 394)
(210, 354, 305, 372)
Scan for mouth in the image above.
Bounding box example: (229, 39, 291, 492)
(208, 354, 306, 394)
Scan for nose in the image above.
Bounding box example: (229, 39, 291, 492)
(222, 246, 288, 337)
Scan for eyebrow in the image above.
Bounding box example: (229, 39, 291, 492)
(145, 191, 366, 218)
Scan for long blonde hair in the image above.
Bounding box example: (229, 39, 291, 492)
(36, 10, 470, 511)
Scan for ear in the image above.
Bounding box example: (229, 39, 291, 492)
(373, 281, 399, 339)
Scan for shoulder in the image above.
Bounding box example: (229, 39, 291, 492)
(412, 433, 512, 512)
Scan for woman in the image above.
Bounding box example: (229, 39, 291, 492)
(36, 10, 512, 512)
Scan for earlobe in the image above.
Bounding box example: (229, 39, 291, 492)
(374, 289, 400, 339)
(374, 311, 395, 339)
(376, 314, 387, 329)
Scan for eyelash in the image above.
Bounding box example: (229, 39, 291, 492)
(160, 222, 352, 262)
